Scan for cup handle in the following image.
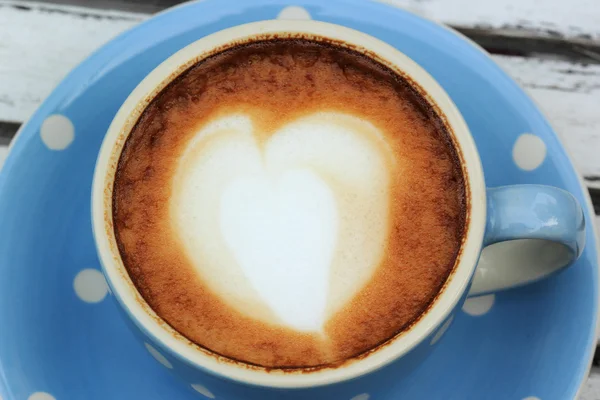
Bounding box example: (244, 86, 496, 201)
(468, 185, 586, 296)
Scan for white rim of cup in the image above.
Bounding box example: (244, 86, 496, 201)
(91, 20, 486, 388)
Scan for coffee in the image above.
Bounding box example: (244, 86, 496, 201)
(113, 38, 467, 369)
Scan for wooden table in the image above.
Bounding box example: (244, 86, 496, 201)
(1, 0, 599, 397)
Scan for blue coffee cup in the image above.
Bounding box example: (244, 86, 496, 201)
(92, 20, 585, 399)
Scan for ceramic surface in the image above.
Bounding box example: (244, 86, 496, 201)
(0, 1, 596, 399)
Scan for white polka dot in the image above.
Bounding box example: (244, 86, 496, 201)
(513, 133, 546, 171)
(350, 394, 370, 400)
(191, 384, 215, 398)
(40, 114, 74, 150)
(462, 294, 495, 316)
(73, 269, 108, 303)
(145, 343, 173, 369)
(522, 397, 541, 400)
(430, 314, 454, 345)
(277, 6, 311, 20)
(28, 393, 56, 400)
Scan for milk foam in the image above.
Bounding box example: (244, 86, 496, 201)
(221, 170, 337, 331)
(171, 112, 393, 332)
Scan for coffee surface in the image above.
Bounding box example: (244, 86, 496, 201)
(113, 39, 467, 368)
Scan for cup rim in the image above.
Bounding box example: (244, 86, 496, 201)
(91, 19, 486, 388)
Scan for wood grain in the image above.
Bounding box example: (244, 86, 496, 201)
(25, 0, 600, 41)
(494, 55, 600, 182)
(27, 0, 600, 60)
(380, 0, 600, 41)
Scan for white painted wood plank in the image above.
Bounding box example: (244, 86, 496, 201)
(0, 146, 7, 168)
(579, 368, 600, 400)
(0, 1, 599, 182)
(24, 0, 600, 40)
(381, 0, 600, 40)
(0, 1, 144, 123)
(493, 56, 600, 181)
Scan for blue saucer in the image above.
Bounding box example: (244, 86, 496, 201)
(0, 1, 597, 399)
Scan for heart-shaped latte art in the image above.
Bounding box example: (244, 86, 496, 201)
(171, 112, 393, 332)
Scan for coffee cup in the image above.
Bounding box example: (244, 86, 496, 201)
(92, 20, 585, 398)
